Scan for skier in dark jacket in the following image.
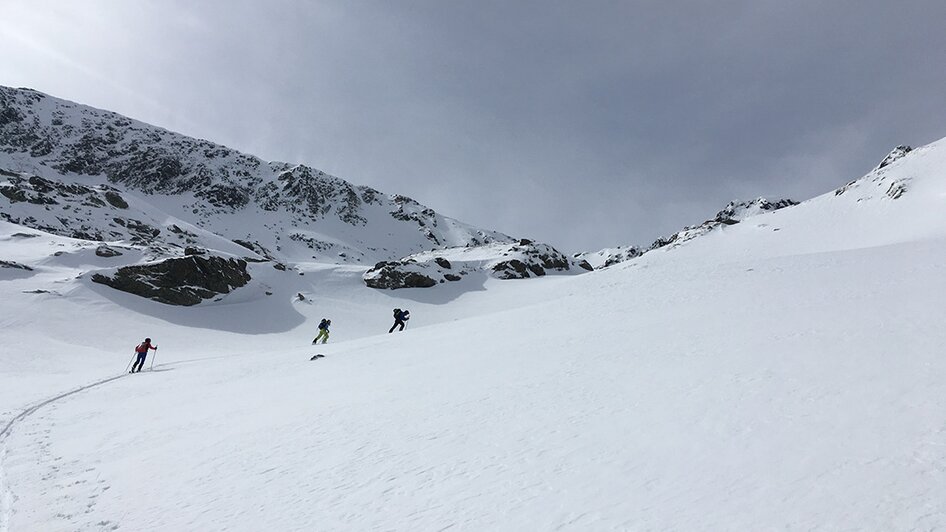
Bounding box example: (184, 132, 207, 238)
(131, 338, 157, 373)
(389, 308, 409, 333)
(313, 318, 331, 344)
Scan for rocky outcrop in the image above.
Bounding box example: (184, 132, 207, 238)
(837, 145, 916, 198)
(0, 171, 158, 242)
(713, 198, 799, 225)
(95, 245, 123, 257)
(364, 261, 438, 289)
(0, 260, 32, 270)
(491, 242, 571, 279)
(364, 241, 583, 289)
(574, 246, 643, 270)
(875, 145, 912, 170)
(91, 255, 251, 306)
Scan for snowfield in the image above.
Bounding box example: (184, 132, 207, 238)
(3, 136, 946, 530)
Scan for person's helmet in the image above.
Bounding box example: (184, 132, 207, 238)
(145, 338, 151, 342)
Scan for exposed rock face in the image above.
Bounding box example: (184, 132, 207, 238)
(834, 145, 913, 201)
(363, 241, 582, 289)
(95, 245, 123, 257)
(0, 259, 32, 270)
(886, 180, 907, 199)
(837, 144, 916, 198)
(91, 255, 250, 306)
(876, 145, 912, 170)
(491, 259, 537, 279)
(0, 172, 161, 242)
(364, 261, 438, 289)
(713, 198, 799, 225)
(574, 246, 644, 270)
(491, 243, 571, 279)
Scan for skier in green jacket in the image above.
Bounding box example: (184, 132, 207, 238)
(313, 318, 331, 344)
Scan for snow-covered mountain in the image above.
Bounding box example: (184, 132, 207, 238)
(578, 142, 937, 271)
(0, 86, 514, 266)
(0, 86, 596, 303)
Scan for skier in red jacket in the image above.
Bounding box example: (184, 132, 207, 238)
(131, 338, 157, 373)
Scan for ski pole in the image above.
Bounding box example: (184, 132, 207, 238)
(124, 352, 136, 373)
(149, 346, 158, 371)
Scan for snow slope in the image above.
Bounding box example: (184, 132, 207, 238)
(2, 133, 946, 530)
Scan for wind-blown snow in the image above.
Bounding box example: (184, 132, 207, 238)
(2, 131, 946, 529)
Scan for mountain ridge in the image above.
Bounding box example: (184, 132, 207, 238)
(0, 85, 515, 266)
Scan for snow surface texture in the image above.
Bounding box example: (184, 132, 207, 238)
(2, 115, 946, 528)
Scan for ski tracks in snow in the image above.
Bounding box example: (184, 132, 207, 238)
(0, 373, 126, 532)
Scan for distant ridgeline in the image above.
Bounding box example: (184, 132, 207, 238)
(0, 85, 920, 302)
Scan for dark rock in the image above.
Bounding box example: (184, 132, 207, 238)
(434, 257, 452, 269)
(533, 252, 568, 271)
(519, 238, 533, 245)
(577, 260, 594, 271)
(444, 273, 461, 282)
(273, 263, 287, 271)
(364, 262, 438, 289)
(104, 191, 128, 209)
(95, 245, 123, 257)
(0, 260, 33, 270)
(167, 224, 196, 236)
(713, 198, 798, 225)
(886, 180, 907, 199)
(91, 255, 250, 306)
(492, 259, 530, 279)
(0, 186, 28, 203)
(184, 246, 206, 256)
(876, 145, 912, 170)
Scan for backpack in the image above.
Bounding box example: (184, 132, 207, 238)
(136, 343, 146, 353)
(402, 310, 410, 321)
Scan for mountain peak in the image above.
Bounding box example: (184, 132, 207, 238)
(875, 145, 913, 171)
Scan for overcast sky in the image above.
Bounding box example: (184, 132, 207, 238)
(2, 1, 945, 252)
